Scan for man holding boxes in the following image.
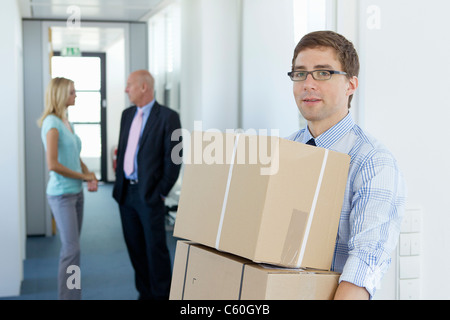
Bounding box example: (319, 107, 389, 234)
(287, 31, 406, 299)
(172, 31, 406, 301)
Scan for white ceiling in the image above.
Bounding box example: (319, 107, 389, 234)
(19, 0, 167, 52)
(19, 0, 164, 22)
(50, 26, 125, 52)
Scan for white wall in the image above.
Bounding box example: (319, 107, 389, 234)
(0, 0, 25, 297)
(106, 37, 126, 182)
(180, 0, 241, 132)
(180, 0, 300, 136)
(241, 0, 299, 137)
(357, 0, 450, 299)
(180, 0, 203, 131)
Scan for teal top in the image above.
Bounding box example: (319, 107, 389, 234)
(41, 115, 83, 196)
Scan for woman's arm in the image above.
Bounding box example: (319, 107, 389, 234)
(80, 159, 95, 178)
(80, 158, 98, 192)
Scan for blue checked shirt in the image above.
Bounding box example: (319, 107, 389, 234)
(287, 112, 406, 298)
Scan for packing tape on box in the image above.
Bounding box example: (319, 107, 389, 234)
(180, 243, 192, 300)
(295, 148, 329, 268)
(215, 133, 241, 250)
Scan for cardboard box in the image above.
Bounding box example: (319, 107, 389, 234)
(174, 131, 350, 269)
(170, 241, 340, 300)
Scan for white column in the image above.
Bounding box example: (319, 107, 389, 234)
(0, 0, 25, 297)
(180, 0, 241, 132)
(241, 0, 299, 137)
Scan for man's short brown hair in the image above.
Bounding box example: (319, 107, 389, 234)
(292, 31, 360, 108)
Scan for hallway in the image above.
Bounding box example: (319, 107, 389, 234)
(2, 183, 179, 300)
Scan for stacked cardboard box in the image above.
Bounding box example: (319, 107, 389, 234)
(170, 241, 341, 300)
(170, 132, 350, 299)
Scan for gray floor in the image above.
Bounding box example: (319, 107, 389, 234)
(1, 183, 179, 300)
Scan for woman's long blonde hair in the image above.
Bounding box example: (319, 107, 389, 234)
(37, 77, 74, 127)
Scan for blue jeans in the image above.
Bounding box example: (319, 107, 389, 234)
(47, 191, 84, 300)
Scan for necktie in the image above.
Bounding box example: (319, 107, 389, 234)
(306, 138, 316, 146)
(124, 108, 144, 176)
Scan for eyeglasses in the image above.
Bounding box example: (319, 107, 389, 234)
(287, 70, 347, 81)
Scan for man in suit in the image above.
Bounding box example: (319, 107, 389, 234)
(113, 69, 182, 300)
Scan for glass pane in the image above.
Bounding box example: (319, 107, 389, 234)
(51, 56, 101, 91)
(68, 91, 101, 123)
(73, 124, 101, 158)
(73, 124, 101, 179)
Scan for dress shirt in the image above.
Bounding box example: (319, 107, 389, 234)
(124, 100, 155, 181)
(287, 112, 407, 298)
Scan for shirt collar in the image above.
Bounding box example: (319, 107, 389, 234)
(137, 99, 155, 116)
(305, 112, 355, 149)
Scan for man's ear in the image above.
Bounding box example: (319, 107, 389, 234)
(347, 76, 358, 96)
(141, 82, 148, 93)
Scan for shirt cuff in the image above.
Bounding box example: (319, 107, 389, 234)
(339, 254, 390, 299)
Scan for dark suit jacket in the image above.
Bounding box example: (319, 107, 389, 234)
(113, 101, 182, 207)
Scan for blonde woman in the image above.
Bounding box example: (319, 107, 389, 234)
(37, 77, 97, 300)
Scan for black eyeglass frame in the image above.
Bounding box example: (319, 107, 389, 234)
(287, 70, 348, 81)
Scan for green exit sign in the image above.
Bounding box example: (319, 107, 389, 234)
(61, 47, 81, 57)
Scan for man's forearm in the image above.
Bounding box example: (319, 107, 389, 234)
(334, 281, 369, 300)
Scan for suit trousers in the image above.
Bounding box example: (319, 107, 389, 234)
(47, 191, 84, 300)
(119, 182, 172, 300)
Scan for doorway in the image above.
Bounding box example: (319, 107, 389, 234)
(51, 53, 107, 181)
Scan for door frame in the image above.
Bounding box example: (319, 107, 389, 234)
(40, 21, 131, 235)
(52, 52, 108, 181)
